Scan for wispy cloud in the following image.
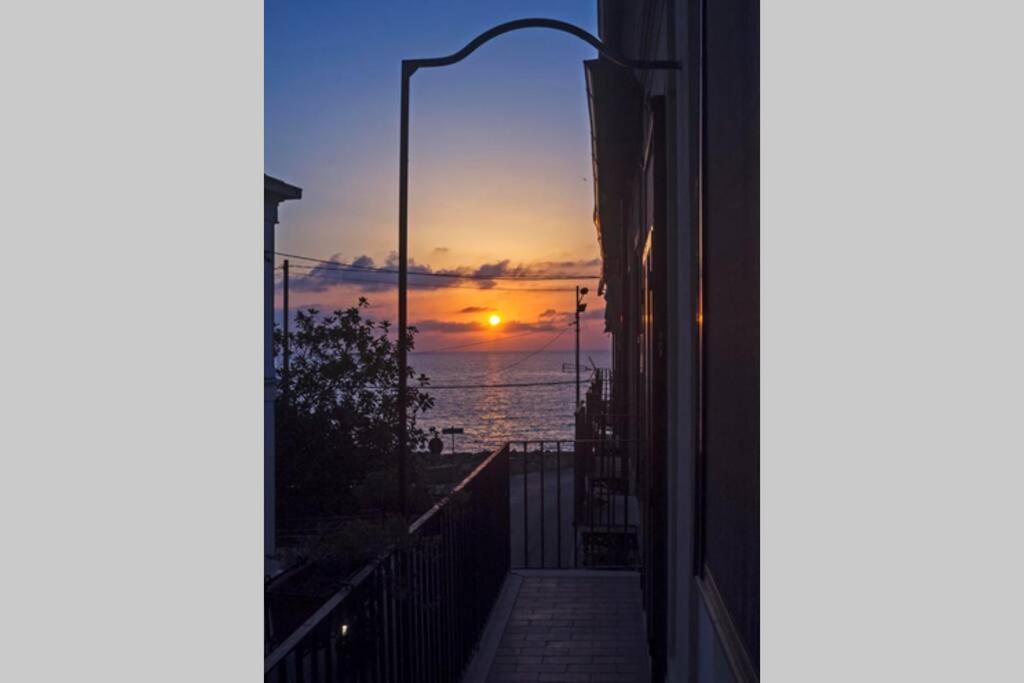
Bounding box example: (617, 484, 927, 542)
(287, 253, 601, 293)
(412, 319, 482, 333)
(458, 306, 490, 314)
(504, 320, 563, 333)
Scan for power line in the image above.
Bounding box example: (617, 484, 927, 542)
(498, 325, 573, 372)
(270, 250, 598, 280)
(280, 264, 579, 293)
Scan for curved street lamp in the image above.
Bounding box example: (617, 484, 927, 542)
(396, 18, 682, 514)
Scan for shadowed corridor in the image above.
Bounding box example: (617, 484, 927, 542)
(465, 570, 650, 683)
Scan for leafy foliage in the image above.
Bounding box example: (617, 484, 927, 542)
(274, 298, 433, 518)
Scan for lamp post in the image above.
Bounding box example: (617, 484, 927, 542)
(576, 286, 589, 410)
(395, 18, 681, 516)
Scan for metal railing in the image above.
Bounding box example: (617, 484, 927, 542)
(509, 441, 576, 569)
(264, 445, 510, 682)
(509, 435, 640, 570)
(574, 372, 641, 568)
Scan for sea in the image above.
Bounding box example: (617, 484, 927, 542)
(409, 349, 611, 453)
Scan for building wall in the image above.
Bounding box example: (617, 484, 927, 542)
(264, 176, 301, 569)
(594, 1, 757, 680)
(265, 198, 277, 560)
(699, 0, 760, 671)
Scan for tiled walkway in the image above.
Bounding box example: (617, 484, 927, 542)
(469, 570, 650, 683)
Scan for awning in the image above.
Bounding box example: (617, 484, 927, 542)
(584, 58, 642, 333)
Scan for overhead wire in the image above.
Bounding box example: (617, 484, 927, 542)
(497, 324, 573, 373)
(270, 250, 598, 280)
(271, 252, 598, 391)
(277, 263, 579, 293)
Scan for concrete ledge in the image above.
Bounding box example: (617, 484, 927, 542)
(512, 568, 641, 578)
(461, 572, 524, 683)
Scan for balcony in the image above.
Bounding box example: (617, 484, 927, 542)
(264, 375, 647, 682)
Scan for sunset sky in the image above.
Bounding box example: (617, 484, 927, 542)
(265, 0, 609, 352)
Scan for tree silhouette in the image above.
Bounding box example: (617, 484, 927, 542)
(274, 298, 433, 517)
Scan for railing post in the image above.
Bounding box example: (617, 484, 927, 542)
(556, 441, 562, 569)
(502, 444, 511, 573)
(540, 441, 545, 568)
(522, 441, 528, 568)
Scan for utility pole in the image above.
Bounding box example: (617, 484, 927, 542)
(283, 259, 290, 388)
(575, 286, 589, 410)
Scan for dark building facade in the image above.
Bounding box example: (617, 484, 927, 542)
(264, 174, 302, 573)
(587, 1, 759, 680)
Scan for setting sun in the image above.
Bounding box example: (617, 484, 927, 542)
(488, 313, 502, 327)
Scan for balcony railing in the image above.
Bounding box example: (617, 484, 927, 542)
(574, 371, 641, 568)
(264, 444, 510, 682)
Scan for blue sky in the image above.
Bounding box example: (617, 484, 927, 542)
(265, 1, 607, 350)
